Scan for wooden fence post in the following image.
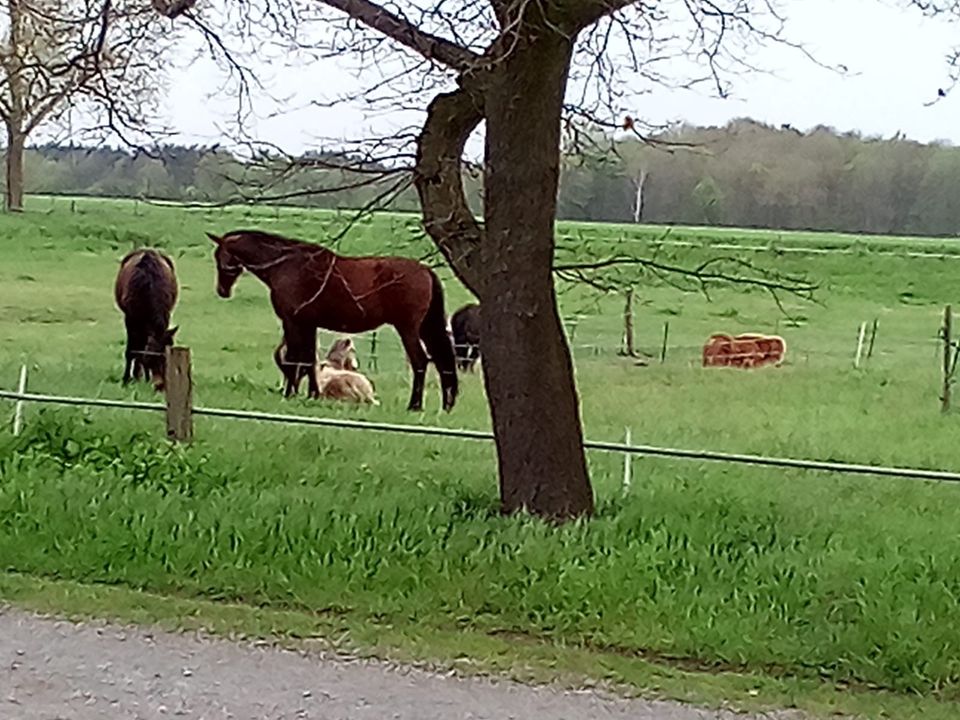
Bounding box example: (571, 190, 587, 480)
(620, 289, 635, 357)
(867, 318, 879, 360)
(165, 347, 193, 442)
(660, 321, 670, 364)
(369, 331, 378, 372)
(943, 305, 953, 414)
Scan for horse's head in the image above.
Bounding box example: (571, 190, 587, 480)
(207, 232, 243, 298)
(144, 326, 178, 390)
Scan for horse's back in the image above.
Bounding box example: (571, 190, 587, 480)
(115, 249, 178, 317)
(318, 254, 435, 329)
(451, 303, 480, 341)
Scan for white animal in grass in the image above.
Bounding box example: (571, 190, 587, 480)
(274, 336, 378, 405)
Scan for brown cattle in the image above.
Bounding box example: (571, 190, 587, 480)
(702, 332, 786, 369)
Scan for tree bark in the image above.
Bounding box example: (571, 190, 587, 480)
(5, 125, 25, 212)
(414, 85, 485, 295)
(480, 28, 594, 519)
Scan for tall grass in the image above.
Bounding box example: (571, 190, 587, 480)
(4, 412, 960, 695)
(4, 197, 960, 697)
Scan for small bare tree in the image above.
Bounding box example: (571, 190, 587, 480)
(0, 0, 172, 211)
(633, 167, 648, 224)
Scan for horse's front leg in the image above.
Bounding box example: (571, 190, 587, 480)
(282, 369, 297, 397)
(123, 320, 141, 385)
(306, 365, 320, 399)
(122, 351, 134, 385)
(282, 322, 316, 398)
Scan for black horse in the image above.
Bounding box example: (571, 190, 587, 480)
(450, 303, 481, 372)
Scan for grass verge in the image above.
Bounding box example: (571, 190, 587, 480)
(2, 571, 958, 720)
(5, 414, 960, 710)
(6, 200, 960, 718)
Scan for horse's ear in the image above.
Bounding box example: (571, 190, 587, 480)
(164, 326, 179, 344)
(206, 232, 223, 245)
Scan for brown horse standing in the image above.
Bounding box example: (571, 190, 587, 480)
(206, 229, 458, 411)
(114, 249, 179, 389)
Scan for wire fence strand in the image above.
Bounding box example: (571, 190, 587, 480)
(5, 388, 960, 485)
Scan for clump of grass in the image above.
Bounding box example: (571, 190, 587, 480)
(5, 411, 960, 697)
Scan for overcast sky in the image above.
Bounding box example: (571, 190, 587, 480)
(161, 0, 960, 153)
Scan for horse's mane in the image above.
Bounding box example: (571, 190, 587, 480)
(223, 229, 319, 251)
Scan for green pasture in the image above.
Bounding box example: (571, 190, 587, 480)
(3, 195, 960, 716)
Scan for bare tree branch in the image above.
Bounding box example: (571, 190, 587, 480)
(315, 0, 482, 71)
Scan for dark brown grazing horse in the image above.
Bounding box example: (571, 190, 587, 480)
(450, 303, 481, 372)
(114, 249, 179, 389)
(207, 229, 458, 411)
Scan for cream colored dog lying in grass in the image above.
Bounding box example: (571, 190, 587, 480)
(314, 361, 379, 405)
(274, 336, 378, 405)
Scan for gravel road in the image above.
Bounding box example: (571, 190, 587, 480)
(0, 607, 806, 719)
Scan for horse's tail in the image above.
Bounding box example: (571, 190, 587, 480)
(420, 271, 459, 409)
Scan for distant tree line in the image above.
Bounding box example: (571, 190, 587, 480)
(17, 119, 960, 236)
(20, 143, 432, 213)
(560, 118, 960, 237)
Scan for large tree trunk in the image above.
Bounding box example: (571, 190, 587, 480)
(5, 126, 25, 212)
(480, 29, 594, 519)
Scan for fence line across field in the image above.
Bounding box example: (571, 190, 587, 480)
(558, 232, 960, 261)
(6, 385, 960, 486)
